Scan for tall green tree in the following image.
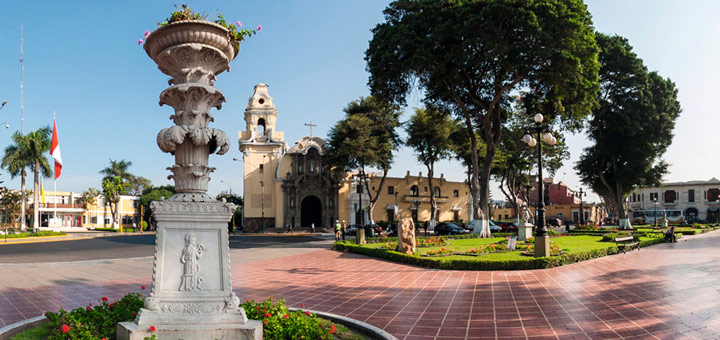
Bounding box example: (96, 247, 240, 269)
(366, 0, 599, 236)
(0, 187, 22, 228)
(77, 188, 101, 207)
(99, 159, 134, 183)
(575, 33, 680, 229)
(102, 176, 126, 227)
(405, 106, 457, 226)
(140, 185, 176, 229)
(326, 96, 402, 223)
(1, 132, 29, 230)
(24, 127, 53, 231)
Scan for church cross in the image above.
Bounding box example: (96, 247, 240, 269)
(304, 121, 317, 137)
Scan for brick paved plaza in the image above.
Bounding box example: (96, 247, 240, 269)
(1, 232, 719, 339)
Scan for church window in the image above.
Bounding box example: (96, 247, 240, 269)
(309, 161, 316, 173)
(433, 187, 441, 198)
(298, 162, 303, 173)
(387, 186, 394, 195)
(257, 118, 266, 136)
(258, 98, 265, 104)
(410, 185, 419, 197)
(290, 197, 295, 208)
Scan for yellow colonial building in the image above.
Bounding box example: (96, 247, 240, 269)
(31, 191, 140, 231)
(237, 84, 471, 232)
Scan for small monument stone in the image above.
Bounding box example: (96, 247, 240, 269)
(397, 217, 417, 255)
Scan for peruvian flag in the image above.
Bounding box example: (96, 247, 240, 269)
(51, 120, 62, 179)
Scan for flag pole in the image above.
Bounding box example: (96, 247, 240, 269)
(53, 111, 57, 223)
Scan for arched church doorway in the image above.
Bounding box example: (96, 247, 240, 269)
(301, 195, 323, 228)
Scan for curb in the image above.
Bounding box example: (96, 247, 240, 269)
(289, 308, 397, 340)
(0, 315, 46, 340)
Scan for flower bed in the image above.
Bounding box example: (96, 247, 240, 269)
(22, 287, 362, 340)
(1, 231, 65, 239)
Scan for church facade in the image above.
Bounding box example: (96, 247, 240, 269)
(238, 84, 471, 232)
(239, 84, 339, 232)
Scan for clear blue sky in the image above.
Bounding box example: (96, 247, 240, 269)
(0, 1, 716, 203)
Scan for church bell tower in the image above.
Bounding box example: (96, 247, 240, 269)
(238, 84, 285, 232)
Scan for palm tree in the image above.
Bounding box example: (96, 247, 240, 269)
(24, 127, 53, 231)
(100, 159, 134, 183)
(1, 131, 29, 230)
(78, 188, 100, 207)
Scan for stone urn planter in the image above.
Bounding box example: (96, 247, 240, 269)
(118, 20, 261, 340)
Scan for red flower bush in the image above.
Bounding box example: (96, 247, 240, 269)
(149, 325, 156, 332)
(264, 312, 272, 318)
(330, 325, 336, 334)
(61, 324, 70, 333)
(101, 296, 108, 302)
(305, 310, 311, 315)
(141, 285, 146, 290)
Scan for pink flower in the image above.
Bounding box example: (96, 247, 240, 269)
(137, 39, 143, 45)
(236, 21, 242, 27)
(144, 30, 150, 38)
(61, 324, 70, 333)
(257, 24, 262, 31)
(149, 325, 156, 332)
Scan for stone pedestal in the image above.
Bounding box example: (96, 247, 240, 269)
(534, 235, 551, 257)
(518, 223, 533, 241)
(117, 320, 262, 340)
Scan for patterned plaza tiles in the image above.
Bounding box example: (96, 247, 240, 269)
(2, 231, 720, 339)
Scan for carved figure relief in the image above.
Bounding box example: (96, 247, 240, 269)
(179, 233, 206, 292)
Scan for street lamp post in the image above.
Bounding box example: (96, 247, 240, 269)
(522, 113, 557, 257)
(577, 187, 586, 228)
(653, 198, 658, 227)
(260, 155, 266, 234)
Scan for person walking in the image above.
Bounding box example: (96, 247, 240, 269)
(311, 222, 315, 234)
(334, 220, 342, 242)
(341, 220, 347, 241)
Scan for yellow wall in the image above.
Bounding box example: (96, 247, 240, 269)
(338, 172, 471, 223)
(493, 204, 603, 224)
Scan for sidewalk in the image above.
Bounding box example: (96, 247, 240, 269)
(0, 231, 153, 245)
(1, 232, 719, 338)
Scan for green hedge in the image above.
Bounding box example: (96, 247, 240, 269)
(92, 227, 142, 233)
(1, 231, 65, 239)
(333, 236, 667, 271)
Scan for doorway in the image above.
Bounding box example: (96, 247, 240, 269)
(301, 195, 323, 228)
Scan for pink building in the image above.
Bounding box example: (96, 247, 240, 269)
(528, 178, 581, 205)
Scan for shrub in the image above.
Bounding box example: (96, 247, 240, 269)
(45, 291, 144, 340)
(241, 298, 335, 339)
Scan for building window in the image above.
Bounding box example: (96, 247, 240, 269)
(433, 187, 441, 198)
(386, 209, 394, 222)
(688, 189, 695, 203)
(424, 186, 428, 192)
(356, 184, 363, 194)
(388, 186, 394, 195)
(453, 190, 459, 198)
(308, 161, 316, 173)
(257, 118, 266, 136)
(91, 216, 97, 224)
(410, 185, 419, 197)
(453, 210, 459, 221)
(289, 197, 295, 208)
(650, 192, 658, 201)
(708, 188, 720, 202)
(664, 190, 676, 203)
(297, 163, 302, 173)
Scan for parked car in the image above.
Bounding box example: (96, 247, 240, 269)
(546, 218, 564, 227)
(497, 221, 517, 232)
(434, 222, 468, 235)
(489, 220, 502, 232)
(364, 224, 383, 237)
(345, 224, 360, 236)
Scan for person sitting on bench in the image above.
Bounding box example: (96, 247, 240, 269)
(664, 226, 676, 243)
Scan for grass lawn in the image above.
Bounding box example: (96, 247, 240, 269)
(10, 322, 53, 340)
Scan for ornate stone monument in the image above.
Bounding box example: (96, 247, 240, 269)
(118, 20, 261, 340)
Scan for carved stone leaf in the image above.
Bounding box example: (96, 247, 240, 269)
(209, 128, 230, 155)
(157, 126, 190, 153)
(190, 127, 212, 146)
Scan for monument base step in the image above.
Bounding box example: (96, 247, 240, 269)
(117, 320, 262, 340)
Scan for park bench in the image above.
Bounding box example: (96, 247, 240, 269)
(614, 235, 639, 253)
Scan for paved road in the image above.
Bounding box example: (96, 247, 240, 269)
(0, 234, 333, 263)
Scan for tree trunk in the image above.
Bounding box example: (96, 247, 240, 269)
(33, 161, 39, 231)
(477, 139, 497, 238)
(427, 164, 436, 224)
(20, 169, 26, 230)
